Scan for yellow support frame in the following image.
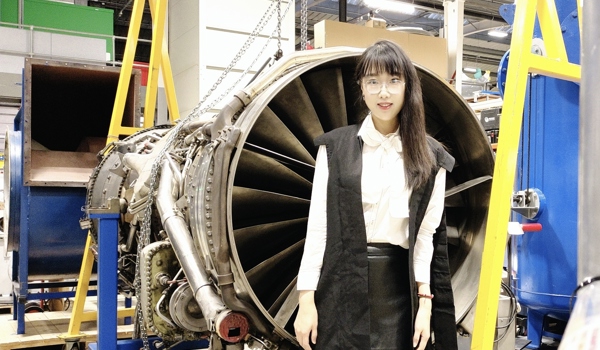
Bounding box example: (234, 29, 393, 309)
(106, 0, 145, 143)
(107, 0, 180, 143)
(60, 0, 180, 341)
(143, 0, 181, 128)
(59, 235, 136, 341)
(471, 0, 581, 349)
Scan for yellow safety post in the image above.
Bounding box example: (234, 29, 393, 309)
(107, 0, 180, 135)
(60, 233, 137, 341)
(62, 0, 180, 342)
(142, 0, 166, 128)
(107, 0, 147, 143)
(143, 0, 181, 127)
(59, 234, 96, 341)
(106, 0, 180, 139)
(470, 0, 581, 349)
(149, 0, 180, 123)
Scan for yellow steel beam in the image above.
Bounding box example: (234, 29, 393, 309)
(79, 307, 136, 322)
(112, 126, 143, 137)
(61, 234, 138, 339)
(537, 0, 568, 62)
(59, 234, 96, 339)
(149, 0, 181, 122)
(142, 0, 168, 128)
(64, 0, 180, 344)
(61, 232, 137, 341)
(107, 0, 146, 142)
(65, 1, 155, 339)
(160, 44, 181, 122)
(470, 0, 537, 348)
(529, 54, 581, 82)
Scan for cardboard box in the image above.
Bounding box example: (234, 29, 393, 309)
(314, 20, 448, 79)
(365, 18, 387, 29)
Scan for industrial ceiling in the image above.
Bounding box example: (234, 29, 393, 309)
(88, 0, 513, 86)
(295, 0, 515, 80)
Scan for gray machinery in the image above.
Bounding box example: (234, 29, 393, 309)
(85, 47, 494, 349)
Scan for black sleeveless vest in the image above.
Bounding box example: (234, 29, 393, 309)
(312, 124, 458, 350)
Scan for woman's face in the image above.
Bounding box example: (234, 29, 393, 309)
(361, 71, 405, 134)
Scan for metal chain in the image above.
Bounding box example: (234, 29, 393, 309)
(186, 0, 291, 121)
(301, 0, 308, 50)
(135, 128, 184, 349)
(202, 0, 292, 112)
(276, 0, 282, 59)
(185, 1, 279, 122)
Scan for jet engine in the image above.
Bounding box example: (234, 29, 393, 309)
(85, 47, 494, 349)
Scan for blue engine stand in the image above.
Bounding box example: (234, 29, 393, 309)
(88, 198, 208, 349)
(87, 198, 121, 349)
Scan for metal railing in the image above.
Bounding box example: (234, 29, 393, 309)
(0, 20, 151, 67)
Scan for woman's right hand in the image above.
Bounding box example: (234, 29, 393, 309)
(294, 290, 318, 350)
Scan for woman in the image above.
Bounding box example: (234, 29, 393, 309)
(294, 40, 457, 350)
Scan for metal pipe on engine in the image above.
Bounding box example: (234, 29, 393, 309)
(165, 153, 184, 196)
(210, 92, 250, 141)
(181, 119, 210, 136)
(156, 159, 230, 326)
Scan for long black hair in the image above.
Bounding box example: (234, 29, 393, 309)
(355, 39, 434, 189)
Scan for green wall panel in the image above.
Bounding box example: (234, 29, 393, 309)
(0, 0, 19, 23)
(1, 0, 114, 59)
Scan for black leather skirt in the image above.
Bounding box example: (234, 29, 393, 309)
(368, 243, 412, 350)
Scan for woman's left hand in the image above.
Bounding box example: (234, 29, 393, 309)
(412, 299, 432, 350)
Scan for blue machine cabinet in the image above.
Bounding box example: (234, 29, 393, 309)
(6, 123, 93, 334)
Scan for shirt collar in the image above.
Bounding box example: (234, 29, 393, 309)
(358, 113, 402, 153)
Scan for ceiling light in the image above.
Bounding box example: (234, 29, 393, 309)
(388, 26, 424, 31)
(488, 30, 509, 38)
(463, 67, 477, 73)
(363, 0, 415, 14)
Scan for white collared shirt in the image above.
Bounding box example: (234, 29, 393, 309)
(297, 115, 447, 290)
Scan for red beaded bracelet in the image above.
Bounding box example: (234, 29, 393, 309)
(417, 293, 434, 299)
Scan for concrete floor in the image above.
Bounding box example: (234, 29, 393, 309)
(457, 334, 560, 350)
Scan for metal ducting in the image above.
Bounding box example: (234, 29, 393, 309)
(88, 47, 494, 348)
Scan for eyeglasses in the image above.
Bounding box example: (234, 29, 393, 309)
(362, 78, 405, 95)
